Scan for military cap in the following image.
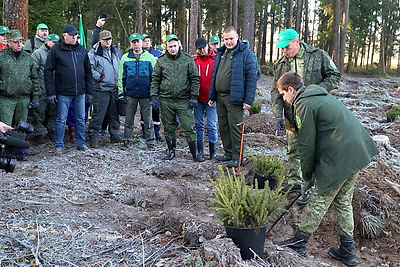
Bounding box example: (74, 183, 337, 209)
(6, 30, 23, 42)
(100, 30, 112, 40)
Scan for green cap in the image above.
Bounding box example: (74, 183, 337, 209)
(36, 23, 49, 30)
(142, 34, 150, 39)
(0, 26, 10, 35)
(129, 33, 142, 42)
(6, 30, 23, 42)
(242, 39, 249, 45)
(276, 29, 299, 48)
(166, 34, 179, 42)
(48, 34, 60, 42)
(209, 35, 220, 44)
(156, 44, 164, 50)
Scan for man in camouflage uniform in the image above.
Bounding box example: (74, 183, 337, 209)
(24, 23, 49, 53)
(274, 72, 379, 267)
(150, 34, 203, 162)
(0, 30, 40, 126)
(30, 34, 60, 144)
(271, 29, 341, 204)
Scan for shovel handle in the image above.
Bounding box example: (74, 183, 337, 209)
(265, 193, 302, 235)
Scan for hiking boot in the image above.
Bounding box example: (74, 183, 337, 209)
(328, 236, 358, 266)
(296, 189, 313, 205)
(54, 148, 63, 155)
(215, 154, 232, 162)
(281, 183, 302, 194)
(226, 159, 239, 168)
(90, 140, 99, 148)
(274, 230, 310, 256)
(164, 139, 176, 160)
(77, 145, 89, 151)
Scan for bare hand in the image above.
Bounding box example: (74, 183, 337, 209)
(0, 122, 13, 135)
(208, 100, 214, 107)
(243, 103, 251, 110)
(96, 18, 106, 28)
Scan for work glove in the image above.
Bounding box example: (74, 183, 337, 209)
(150, 99, 159, 110)
(301, 178, 315, 198)
(86, 94, 93, 105)
(188, 99, 198, 109)
(28, 100, 40, 109)
(276, 117, 286, 132)
(47, 95, 58, 105)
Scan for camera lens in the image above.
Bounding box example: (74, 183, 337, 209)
(0, 157, 16, 173)
(14, 120, 34, 134)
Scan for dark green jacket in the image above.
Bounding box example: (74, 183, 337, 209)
(0, 48, 40, 100)
(294, 85, 379, 194)
(271, 42, 341, 129)
(31, 44, 51, 95)
(151, 49, 199, 100)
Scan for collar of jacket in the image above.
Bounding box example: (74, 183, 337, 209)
(293, 85, 307, 105)
(194, 48, 216, 60)
(216, 40, 247, 58)
(166, 47, 182, 59)
(127, 48, 146, 59)
(59, 39, 80, 50)
(94, 42, 116, 57)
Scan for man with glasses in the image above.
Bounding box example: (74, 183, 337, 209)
(193, 38, 218, 160)
(271, 28, 341, 204)
(88, 30, 123, 148)
(44, 24, 93, 153)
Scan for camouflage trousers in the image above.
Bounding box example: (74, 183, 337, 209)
(286, 129, 302, 185)
(160, 98, 196, 142)
(31, 95, 57, 136)
(0, 95, 30, 126)
(298, 172, 358, 237)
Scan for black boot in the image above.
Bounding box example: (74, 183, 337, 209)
(188, 141, 204, 162)
(164, 139, 176, 160)
(209, 142, 216, 160)
(197, 140, 204, 158)
(328, 236, 358, 266)
(274, 230, 310, 256)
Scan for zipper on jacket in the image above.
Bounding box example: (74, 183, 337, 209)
(71, 48, 78, 95)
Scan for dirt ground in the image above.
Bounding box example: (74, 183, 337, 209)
(0, 74, 399, 266)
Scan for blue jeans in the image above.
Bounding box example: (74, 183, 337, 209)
(55, 94, 86, 149)
(194, 101, 218, 143)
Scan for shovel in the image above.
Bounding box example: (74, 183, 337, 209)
(265, 192, 302, 235)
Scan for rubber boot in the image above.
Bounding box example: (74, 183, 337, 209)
(209, 142, 216, 160)
(328, 236, 358, 266)
(274, 230, 310, 256)
(197, 140, 204, 158)
(164, 139, 176, 160)
(188, 141, 204, 162)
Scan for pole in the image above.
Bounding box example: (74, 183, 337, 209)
(237, 122, 245, 174)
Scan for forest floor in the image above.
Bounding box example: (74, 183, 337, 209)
(0, 74, 399, 267)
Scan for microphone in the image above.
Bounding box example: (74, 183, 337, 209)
(0, 136, 31, 149)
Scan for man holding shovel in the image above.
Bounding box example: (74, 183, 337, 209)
(274, 72, 379, 267)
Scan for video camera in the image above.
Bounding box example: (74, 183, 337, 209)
(0, 120, 33, 173)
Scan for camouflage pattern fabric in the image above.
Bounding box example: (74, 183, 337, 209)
(298, 172, 358, 237)
(286, 129, 302, 185)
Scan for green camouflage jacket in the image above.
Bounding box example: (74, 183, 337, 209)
(271, 42, 341, 129)
(0, 48, 40, 100)
(150, 49, 199, 100)
(294, 85, 379, 194)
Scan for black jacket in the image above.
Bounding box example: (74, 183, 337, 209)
(44, 39, 93, 96)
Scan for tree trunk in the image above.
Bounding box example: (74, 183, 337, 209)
(176, 0, 187, 50)
(189, 0, 199, 55)
(242, 0, 255, 49)
(270, 11, 275, 63)
(135, 0, 143, 33)
(331, 0, 340, 67)
(286, 0, 294, 28)
(295, 0, 302, 34)
(303, 0, 309, 43)
(379, 18, 386, 74)
(231, 0, 238, 28)
(260, 2, 269, 65)
(3, 0, 29, 39)
(339, 0, 349, 73)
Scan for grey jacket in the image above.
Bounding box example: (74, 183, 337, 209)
(31, 44, 51, 95)
(24, 35, 46, 53)
(88, 43, 123, 92)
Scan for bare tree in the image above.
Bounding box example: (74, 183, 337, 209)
(3, 0, 29, 39)
(189, 0, 199, 55)
(242, 0, 255, 48)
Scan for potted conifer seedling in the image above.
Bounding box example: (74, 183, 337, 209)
(210, 166, 287, 260)
(251, 154, 285, 190)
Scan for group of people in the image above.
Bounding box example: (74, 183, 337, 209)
(1, 20, 380, 266)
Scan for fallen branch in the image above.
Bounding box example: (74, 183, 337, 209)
(384, 178, 400, 196)
(62, 194, 90, 205)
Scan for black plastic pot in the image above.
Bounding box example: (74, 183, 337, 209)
(225, 224, 267, 260)
(254, 172, 277, 190)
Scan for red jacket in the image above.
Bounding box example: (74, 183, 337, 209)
(194, 49, 215, 102)
(0, 44, 8, 49)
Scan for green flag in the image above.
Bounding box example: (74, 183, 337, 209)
(79, 14, 86, 49)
